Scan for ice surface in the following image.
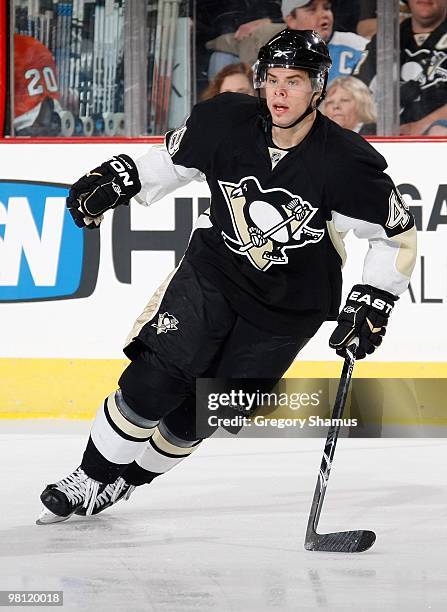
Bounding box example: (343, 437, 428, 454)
(1, 421, 446, 611)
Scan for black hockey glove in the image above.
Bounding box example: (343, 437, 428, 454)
(329, 284, 397, 360)
(66, 154, 141, 229)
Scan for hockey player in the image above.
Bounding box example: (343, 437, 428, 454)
(37, 29, 417, 524)
(14, 34, 63, 136)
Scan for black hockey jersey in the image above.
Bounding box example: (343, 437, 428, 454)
(135, 94, 416, 335)
(355, 17, 447, 124)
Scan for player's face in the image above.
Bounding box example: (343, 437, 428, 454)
(324, 86, 359, 130)
(265, 68, 316, 127)
(408, 0, 447, 26)
(286, 0, 334, 42)
(219, 73, 254, 96)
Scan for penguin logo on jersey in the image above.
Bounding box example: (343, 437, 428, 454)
(401, 48, 447, 91)
(219, 176, 324, 271)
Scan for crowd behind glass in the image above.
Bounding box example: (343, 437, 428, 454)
(10, 0, 447, 138)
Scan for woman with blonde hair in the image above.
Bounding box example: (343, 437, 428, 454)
(324, 76, 377, 135)
(201, 63, 254, 100)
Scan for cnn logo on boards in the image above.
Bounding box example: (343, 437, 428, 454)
(0, 181, 99, 301)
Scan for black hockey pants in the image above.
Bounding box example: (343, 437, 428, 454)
(119, 259, 311, 442)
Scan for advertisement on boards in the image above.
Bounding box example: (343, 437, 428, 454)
(0, 141, 445, 366)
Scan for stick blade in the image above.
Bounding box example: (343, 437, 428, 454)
(305, 529, 376, 553)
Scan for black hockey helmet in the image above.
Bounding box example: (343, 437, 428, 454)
(254, 29, 332, 129)
(254, 29, 332, 96)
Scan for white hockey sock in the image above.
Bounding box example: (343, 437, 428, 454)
(87, 390, 159, 471)
(133, 420, 202, 478)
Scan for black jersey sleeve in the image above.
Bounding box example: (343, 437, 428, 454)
(165, 93, 259, 175)
(326, 128, 410, 236)
(324, 125, 417, 296)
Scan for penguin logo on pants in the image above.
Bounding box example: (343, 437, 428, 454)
(219, 176, 324, 271)
(152, 312, 179, 335)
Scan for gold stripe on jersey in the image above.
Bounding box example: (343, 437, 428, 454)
(326, 220, 347, 267)
(395, 226, 417, 278)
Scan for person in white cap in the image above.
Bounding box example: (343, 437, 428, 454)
(281, 0, 368, 81)
(205, 0, 367, 83)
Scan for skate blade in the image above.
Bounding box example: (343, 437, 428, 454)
(36, 506, 74, 525)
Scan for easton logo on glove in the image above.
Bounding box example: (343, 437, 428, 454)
(66, 154, 141, 229)
(345, 288, 394, 315)
(329, 284, 397, 360)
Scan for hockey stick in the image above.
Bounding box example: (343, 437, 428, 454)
(304, 339, 376, 553)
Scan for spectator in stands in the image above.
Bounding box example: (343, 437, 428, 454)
(197, 0, 283, 80)
(323, 76, 376, 134)
(200, 63, 255, 100)
(205, 1, 368, 83)
(355, 0, 447, 135)
(357, 1, 411, 40)
(282, 1, 368, 81)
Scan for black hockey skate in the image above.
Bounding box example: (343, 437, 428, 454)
(75, 477, 136, 516)
(36, 467, 103, 525)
